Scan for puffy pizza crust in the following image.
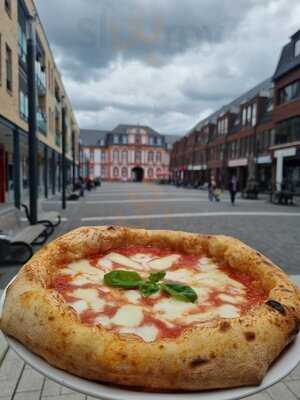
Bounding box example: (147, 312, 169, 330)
(1, 226, 300, 391)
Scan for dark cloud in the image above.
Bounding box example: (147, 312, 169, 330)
(35, 0, 259, 81)
(34, 0, 300, 134)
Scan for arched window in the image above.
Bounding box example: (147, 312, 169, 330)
(113, 167, 119, 177)
(121, 167, 128, 178)
(122, 150, 128, 164)
(148, 168, 153, 178)
(135, 150, 141, 163)
(148, 151, 154, 163)
(156, 151, 161, 163)
(113, 149, 119, 163)
(156, 167, 161, 177)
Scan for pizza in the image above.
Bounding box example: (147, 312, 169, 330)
(1, 226, 300, 391)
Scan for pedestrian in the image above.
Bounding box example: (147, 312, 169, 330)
(208, 177, 220, 202)
(229, 175, 238, 205)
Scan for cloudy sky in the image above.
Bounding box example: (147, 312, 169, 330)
(35, 0, 300, 135)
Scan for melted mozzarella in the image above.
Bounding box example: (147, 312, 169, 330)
(72, 274, 102, 286)
(124, 290, 141, 303)
(94, 315, 112, 327)
(111, 305, 144, 327)
(68, 260, 103, 277)
(193, 286, 210, 303)
(184, 310, 216, 324)
(97, 256, 113, 269)
(148, 255, 180, 271)
(217, 304, 240, 318)
(106, 253, 143, 270)
(153, 298, 197, 321)
(165, 269, 194, 284)
(218, 293, 244, 304)
(130, 253, 153, 267)
(73, 288, 105, 311)
(119, 325, 158, 342)
(59, 268, 76, 275)
(70, 299, 88, 313)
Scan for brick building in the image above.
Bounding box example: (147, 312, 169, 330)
(0, 0, 80, 204)
(80, 125, 178, 182)
(170, 30, 300, 193)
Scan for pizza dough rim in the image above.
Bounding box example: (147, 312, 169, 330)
(1, 225, 300, 391)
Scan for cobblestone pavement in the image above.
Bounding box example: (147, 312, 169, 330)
(0, 182, 300, 399)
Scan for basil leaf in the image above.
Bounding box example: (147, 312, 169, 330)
(139, 281, 160, 297)
(149, 271, 166, 283)
(104, 270, 143, 288)
(160, 283, 198, 303)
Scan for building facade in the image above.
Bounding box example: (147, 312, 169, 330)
(170, 30, 300, 193)
(80, 125, 177, 182)
(0, 0, 80, 205)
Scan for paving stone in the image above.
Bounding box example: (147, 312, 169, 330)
(13, 391, 41, 400)
(42, 378, 62, 396)
(246, 391, 272, 399)
(60, 386, 82, 395)
(285, 381, 300, 398)
(41, 394, 86, 400)
(267, 382, 298, 400)
(16, 365, 44, 392)
(284, 364, 300, 381)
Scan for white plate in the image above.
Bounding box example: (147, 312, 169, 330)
(4, 334, 300, 400)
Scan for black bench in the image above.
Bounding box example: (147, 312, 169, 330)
(22, 201, 61, 229)
(270, 190, 294, 205)
(0, 207, 49, 264)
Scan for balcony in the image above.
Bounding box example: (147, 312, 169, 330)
(36, 61, 46, 96)
(37, 110, 47, 135)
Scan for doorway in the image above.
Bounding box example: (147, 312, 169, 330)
(0, 146, 5, 202)
(132, 166, 144, 182)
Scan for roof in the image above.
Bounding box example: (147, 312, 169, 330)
(273, 35, 300, 80)
(164, 134, 182, 146)
(80, 129, 108, 146)
(191, 77, 273, 133)
(111, 124, 161, 136)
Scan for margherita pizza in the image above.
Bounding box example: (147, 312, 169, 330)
(1, 226, 300, 391)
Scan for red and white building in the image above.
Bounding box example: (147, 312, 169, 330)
(80, 124, 178, 182)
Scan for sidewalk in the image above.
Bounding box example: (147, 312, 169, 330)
(0, 276, 299, 400)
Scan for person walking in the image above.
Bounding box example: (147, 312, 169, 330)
(229, 175, 238, 205)
(208, 177, 220, 202)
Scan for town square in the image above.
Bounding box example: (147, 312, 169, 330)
(1, 0, 300, 399)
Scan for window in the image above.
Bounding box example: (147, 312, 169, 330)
(19, 90, 28, 120)
(121, 150, 128, 164)
(6, 44, 12, 92)
(295, 39, 300, 57)
(252, 103, 257, 126)
(90, 149, 94, 161)
(135, 135, 141, 144)
(247, 105, 252, 124)
(122, 135, 127, 144)
(5, 0, 11, 17)
(135, 151, 141, 163)
(242, 108, 247, 126)
(113, 167, 119, 177)
(224, 118, 228, 134)
(148, 151, 154, 163)
(113, 149, 119, 163)
(149, 137, 154, 145)
(121, 167, 127, 178)
(157, 138, 162, 146)
(101, 152, 106, 162)
(148, 168, 153, 178)
(18, 25, 27, 64)
(276, 117, 300, 144)
(279, 80, 300, 104)
(156, 151, 161, 163)
(113, 135, 119, 144)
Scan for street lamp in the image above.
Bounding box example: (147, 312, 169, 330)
(27, 14, 38, 224)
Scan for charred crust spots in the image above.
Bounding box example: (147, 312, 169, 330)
(48, 316, 55, 321)
(233, 343, 238, 349)
(159, 344, 164, 350)
(107, 226, 117, 231)
(209, 352, 216, 359)
(244, 331, 256, 341)
(288, 322, 299, 338)
(266, 300, 286, 315)
(219, 321, 231, 332)
(190, 357, 210, 368)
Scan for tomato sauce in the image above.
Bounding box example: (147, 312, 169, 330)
(143, 314, 184, 339)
